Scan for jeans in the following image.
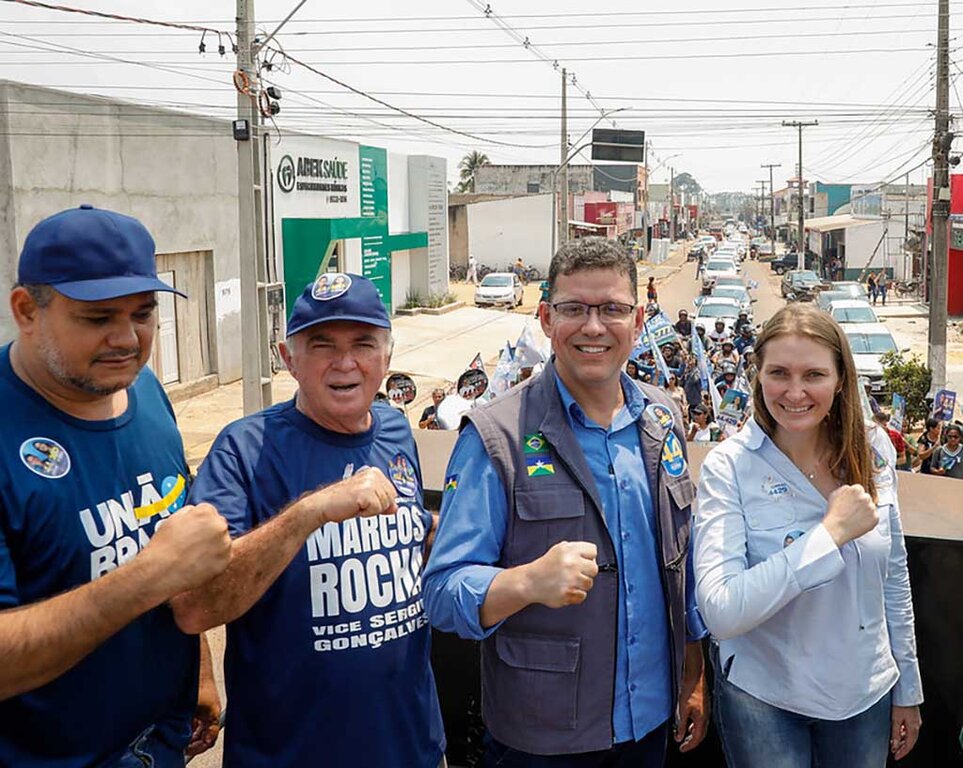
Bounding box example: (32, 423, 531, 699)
(711, 645, 892, 768)
(108, 726, 185, 768)
(484, 722, 668, 768)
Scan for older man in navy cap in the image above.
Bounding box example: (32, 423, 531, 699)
(0, 205, 232, 766)
(172, 273, 446, 767)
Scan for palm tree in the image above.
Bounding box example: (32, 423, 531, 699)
(456, 151, 490, 193)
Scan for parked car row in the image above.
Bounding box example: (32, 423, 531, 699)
(789, 276, 897, 397)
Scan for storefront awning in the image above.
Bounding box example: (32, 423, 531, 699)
(805, 214, 879, 233)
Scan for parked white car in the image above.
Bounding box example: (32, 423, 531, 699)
(843, 322, 898, 395)
(474, 272, 524, 308)
(829, 299, 879, 325)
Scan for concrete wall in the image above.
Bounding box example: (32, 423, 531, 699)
(466, 193, 554, 273)
(448, 203, 469, 268)
(0, 81, 241, 383)
(474, 165, 594, 196)
(843, 218, 911, 279)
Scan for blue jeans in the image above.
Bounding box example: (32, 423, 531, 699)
(484, 722, 668, 768)
(107, 726, 185, 768)
(711, 646, 892, 768)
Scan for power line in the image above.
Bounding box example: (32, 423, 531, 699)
(0, 26, 937, 53)
(0, 1, 945, 23)
(167, 47, 928, 66)
(270, 47, 557, 149)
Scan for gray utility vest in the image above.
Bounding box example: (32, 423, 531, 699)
(465, 360, 695, 755)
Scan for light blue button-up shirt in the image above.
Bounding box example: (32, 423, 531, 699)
(424, 373, 707, 744)
(694, 419, 923, 720)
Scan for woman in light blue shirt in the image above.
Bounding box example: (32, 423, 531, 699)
(694, 304, 922, 768)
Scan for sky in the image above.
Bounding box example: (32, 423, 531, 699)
(0, 0, 960, 193)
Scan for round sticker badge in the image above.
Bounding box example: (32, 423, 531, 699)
(388, 454, 418, 498)
(660, 431, 687, 478)
(312, 272, 352, 301)
(645, 403, 675, 430)
(783, 529, 806, 548)
(20, 437, 71, 479)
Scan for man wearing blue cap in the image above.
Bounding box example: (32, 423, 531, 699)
(172, 273, 446, 767)
(0, 205, 232, 766)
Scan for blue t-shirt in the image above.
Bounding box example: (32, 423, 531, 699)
(188, 398, 445, 767)
(0, 344, 197, 767)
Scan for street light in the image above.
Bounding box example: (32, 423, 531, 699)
(551, 108, 630, 258)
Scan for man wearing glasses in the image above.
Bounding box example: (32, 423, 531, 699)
(424, 238, 709, 768)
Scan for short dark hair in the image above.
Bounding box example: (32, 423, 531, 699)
(945, 423, 962, 438)
(16, 283, 56, 308)
(925, 417, 940, 430)
(547, 237, 637, 302)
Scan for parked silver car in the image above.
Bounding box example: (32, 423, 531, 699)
(474, 272, 524, 308)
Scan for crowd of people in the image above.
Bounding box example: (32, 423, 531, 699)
(0, 213, 939, 768)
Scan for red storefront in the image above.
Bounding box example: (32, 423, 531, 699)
(945, 176, 963, 315)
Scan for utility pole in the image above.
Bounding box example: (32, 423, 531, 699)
(669, 166, 675, 241)
(783, 120, 818, 269)
(236, 0, 272, 414)
(904, 171, 910, 247)
(929, 0, 950, 393)
(558, 68, 569, 248)
(762, 162, 782, 256)
(756, 180, 768, 223)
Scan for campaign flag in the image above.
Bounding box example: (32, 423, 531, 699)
(515, 319, 551, 367)
(489, 343, 520, 396)
(691, 328, 710, 392)
(645, 312, 680, 347)
(717, 388, 750, 434)
(932, 389, 957, 421)
(646, 321, 673, 386)
(467, 352, 485, 372)
(890, 393, 906, 433)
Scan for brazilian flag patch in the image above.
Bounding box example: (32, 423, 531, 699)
(524, 433, 548, 454)
(526, 456, 556, 477)
(444, 474, 458, 492)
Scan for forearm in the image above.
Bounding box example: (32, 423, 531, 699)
(171, 496, 319, 633)
(683, 640, 705, 683)
(479, 563, 536, 628)
(198, 631, 218, 702)
(0, 554, 168, 700)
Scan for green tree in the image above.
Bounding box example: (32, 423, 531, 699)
(456, 151, 490, 193)
(672, 171, 702, 198)
(880, 351, 932, 429)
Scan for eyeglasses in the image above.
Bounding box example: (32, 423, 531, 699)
(551, 301, 636, 323)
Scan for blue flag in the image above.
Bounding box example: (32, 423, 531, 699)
(646, 321, 674, 386)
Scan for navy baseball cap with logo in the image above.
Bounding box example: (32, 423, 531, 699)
(286, 272, 390, 337)
(17, 204, 185, 301)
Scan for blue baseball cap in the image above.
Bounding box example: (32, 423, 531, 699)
(286, 272, 390, 337)
(17, 205, 185, 301)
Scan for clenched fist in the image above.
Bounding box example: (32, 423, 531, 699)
(312, 467, 398, 526)
(526, 541, 599, 608)
(823, 484, 878, 546)
(144, 503, 232, 597)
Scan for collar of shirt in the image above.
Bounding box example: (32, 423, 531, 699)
(554, 371, 648, 432)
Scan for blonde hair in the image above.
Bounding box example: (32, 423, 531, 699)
(752, 304, 876, 499)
